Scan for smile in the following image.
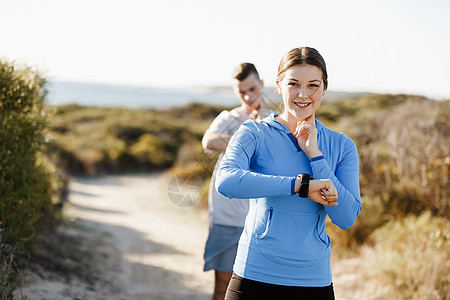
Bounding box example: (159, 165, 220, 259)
(294, 102, 311, 108)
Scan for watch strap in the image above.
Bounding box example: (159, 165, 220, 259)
(299, 173, 312, 198)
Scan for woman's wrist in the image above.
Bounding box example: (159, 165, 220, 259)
(294, 174, 302, 194)
(306, 150, 323, 160)
(294, 174, 314, 196)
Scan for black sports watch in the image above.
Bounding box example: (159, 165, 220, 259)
(298, 173, 313, 198)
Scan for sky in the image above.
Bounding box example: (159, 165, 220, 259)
(1, 0, 450, 99)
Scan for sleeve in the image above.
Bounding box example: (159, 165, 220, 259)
(205, 110, 240, 135)
(215, 122, 296, 199)
(310, 137, 361, 230)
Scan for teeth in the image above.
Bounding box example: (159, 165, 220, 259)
(295, 103, 310, 107)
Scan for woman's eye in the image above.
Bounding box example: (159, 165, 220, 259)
(287, 82, 298, 87)
(310, 84, 319, 88)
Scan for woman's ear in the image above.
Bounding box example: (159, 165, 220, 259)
(276, 81, 282, 95)
(321, 86, 327, 97)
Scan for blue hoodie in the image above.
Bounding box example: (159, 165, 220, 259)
(216, 113, 361, 287)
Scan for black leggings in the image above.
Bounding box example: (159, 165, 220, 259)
(225, 273, 335, 300)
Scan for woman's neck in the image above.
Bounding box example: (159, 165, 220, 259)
(276, 112, 315, 134)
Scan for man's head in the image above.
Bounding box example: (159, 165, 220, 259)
(232, 63, 264, 110)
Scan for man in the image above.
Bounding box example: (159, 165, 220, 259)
(202, 63, 271, 300)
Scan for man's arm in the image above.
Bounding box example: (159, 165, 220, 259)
(202, 132, 233, 153)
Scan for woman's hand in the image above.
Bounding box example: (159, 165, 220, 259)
(293, 115, 323, 159)
(309, 179, 338, 207)
(294, 176, 338, 206)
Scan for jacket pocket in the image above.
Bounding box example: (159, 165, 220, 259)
(254, 207, 328, 267)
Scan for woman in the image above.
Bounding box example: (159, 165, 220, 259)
(216, 47, 361, 299)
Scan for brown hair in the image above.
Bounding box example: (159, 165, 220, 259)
(276, 47, 328, 89)
(232, 63, 260, 81)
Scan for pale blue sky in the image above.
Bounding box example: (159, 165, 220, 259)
(1, 0, 449, 99)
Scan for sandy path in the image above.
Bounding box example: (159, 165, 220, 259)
(16, 172, 363, 300)
(69, 173, 214, 299)
(17, 172, 214, 300)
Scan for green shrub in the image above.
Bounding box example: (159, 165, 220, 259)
(129, 133, 174, 168)
(46, 104, 208, 175)
(0, 59, 62, 295)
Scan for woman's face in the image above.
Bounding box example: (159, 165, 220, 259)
(277, 64, 326, 121)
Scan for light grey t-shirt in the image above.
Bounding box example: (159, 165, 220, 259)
(203, 106, 272, 227)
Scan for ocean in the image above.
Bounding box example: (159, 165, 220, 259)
(47, 81, 242, 109)
(46, 81, 364, 110)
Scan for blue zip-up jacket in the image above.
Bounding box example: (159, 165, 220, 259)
(216, 113, 361, 286)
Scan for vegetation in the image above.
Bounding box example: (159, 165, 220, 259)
(0, 60, 65, 298)
(318, 95, 449, 299)
(45, 103, 230, 176)
(361, 211, 449, 299)
(320, 96, 449, 253)
(1, 67, 448, 299)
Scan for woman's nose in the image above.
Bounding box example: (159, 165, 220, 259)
(297, 88, 308, 99)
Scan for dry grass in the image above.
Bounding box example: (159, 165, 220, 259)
(360, 212, 449, 299)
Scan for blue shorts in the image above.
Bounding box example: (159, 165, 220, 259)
(203, 224, 244, 272)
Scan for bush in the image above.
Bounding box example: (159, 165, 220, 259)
(361, 211, 449, 299)
(357, 98, 449, 216)
(129, 133, 174, 168)
(0, 59, 62, 295)
(46, 104, 209, 175)
(323, 96, 449, 251)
